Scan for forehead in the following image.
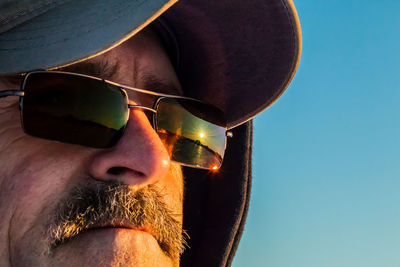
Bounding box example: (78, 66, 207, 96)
(59, 28, 182, 95)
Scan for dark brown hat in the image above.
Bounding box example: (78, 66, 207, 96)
(159, 0, 302, 128)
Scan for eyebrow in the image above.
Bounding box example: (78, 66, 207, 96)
(139, 72, 181, 96)
(57, 60, 119, 80)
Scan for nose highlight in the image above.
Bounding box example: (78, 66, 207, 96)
(88, 108, 171, 187)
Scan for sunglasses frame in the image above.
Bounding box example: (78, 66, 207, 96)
(1, 70, 232, 170)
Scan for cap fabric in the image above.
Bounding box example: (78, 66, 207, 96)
(181, 121, 253, 266)
(0, 0, 301, 129)
(161, 0, 302, 128)
(0, 0, 176, 74)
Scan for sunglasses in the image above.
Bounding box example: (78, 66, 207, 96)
(0, 71, 232, 170)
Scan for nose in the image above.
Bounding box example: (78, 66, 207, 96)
(88, 108, 171, 187)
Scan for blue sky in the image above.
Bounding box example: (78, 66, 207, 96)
(233, 1, 400, 266)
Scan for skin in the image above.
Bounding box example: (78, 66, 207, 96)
(0, 28, 184, 266)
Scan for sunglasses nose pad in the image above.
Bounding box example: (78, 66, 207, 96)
(144, 111, 155, 128)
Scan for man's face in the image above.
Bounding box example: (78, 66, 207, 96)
(0, 28, 184, 266)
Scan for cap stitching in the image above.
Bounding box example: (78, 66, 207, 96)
(1, 0, 57, 25)
(0, 1, 141, 50)
(0, 1, 128, 43)
(11, 0, 126, 34)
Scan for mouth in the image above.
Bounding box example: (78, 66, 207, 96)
(48, 183, 185, 259)
(82, 223, 155, 236)
(50, 220, 156, 250)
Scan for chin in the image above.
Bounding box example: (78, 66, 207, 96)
(48, 228, 175, 267)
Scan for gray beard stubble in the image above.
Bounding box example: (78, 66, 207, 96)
(46, 180, 186, 260)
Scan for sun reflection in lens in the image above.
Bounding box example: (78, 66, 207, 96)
(211, 165, 219, 171)
(199, 132, 205, 138)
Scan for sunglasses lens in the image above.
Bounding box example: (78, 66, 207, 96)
(22, 72, 129, 148)
(155, 98, 227, 169)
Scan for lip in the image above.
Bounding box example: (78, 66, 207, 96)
(83, 223, 154, 237)
(52, 223, 157, 251)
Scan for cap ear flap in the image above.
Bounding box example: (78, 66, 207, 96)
(181, 121, 253, 266)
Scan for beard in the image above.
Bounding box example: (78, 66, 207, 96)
(45, 180, 186, 260)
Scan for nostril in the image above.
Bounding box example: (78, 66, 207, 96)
(107, 167, 145, 177)
(108, 167, 125, 175)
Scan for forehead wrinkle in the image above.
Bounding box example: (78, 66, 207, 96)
(139, 71, 181, 96)
(57, 60, 120, 80)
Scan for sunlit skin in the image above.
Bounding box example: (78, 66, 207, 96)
(0, 28, 184, 266)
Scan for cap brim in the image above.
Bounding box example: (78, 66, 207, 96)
(0, 0, 176, 74)
(0, 0, 301, 129)
(161, 0, 302, 128)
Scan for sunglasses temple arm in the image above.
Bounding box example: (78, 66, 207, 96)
(0, 90, 24, 98)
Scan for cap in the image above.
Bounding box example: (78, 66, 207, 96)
(0, 0, 302, 128)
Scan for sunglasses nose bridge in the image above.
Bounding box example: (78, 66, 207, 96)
(127, 104, 156, 114)
(127, 104, 157, 130)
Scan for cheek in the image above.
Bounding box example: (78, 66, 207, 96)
(0, 127, 95, 249)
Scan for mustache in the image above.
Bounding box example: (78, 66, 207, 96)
(46, 180, 187, 259)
